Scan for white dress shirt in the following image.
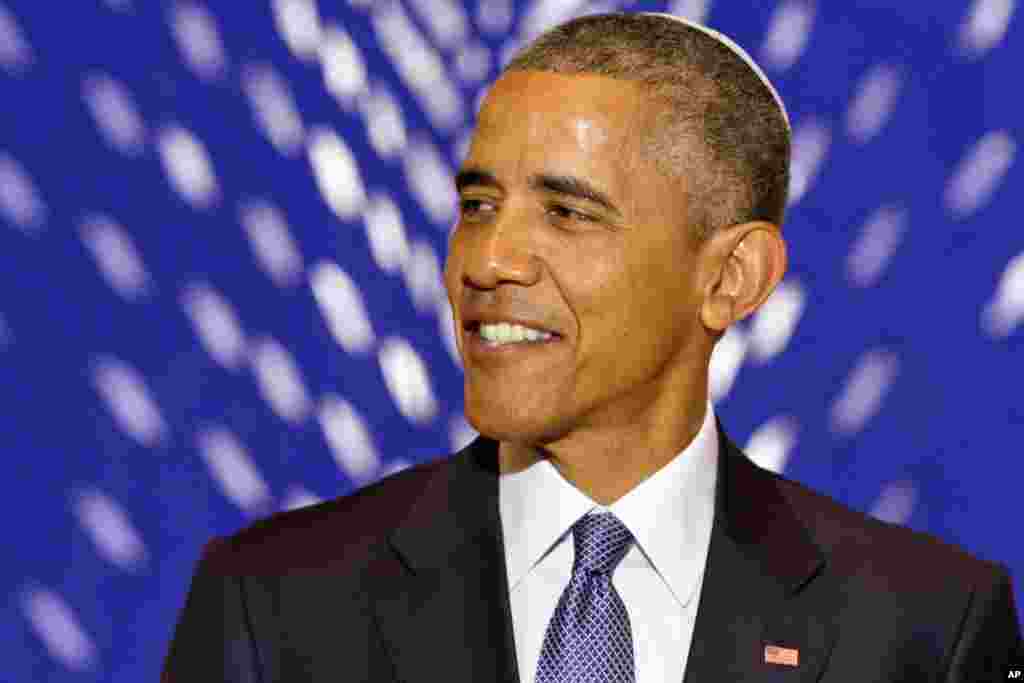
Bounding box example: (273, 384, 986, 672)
(499, 401, 719, 683)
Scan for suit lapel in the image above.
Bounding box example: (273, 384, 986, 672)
(374, 436, 521, 683)
(374, 416, 838, 683)
(683, 417, 838, 682)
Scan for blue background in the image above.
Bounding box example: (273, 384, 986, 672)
(1, 0, 1020, 679)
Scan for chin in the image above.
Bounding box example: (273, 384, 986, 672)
(464, 399, 571, 448)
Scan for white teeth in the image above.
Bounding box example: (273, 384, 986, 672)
(478, 321, 553, 343)
(523, 328, 548, 342)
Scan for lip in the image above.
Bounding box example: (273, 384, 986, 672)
(463, 326, 564, 360)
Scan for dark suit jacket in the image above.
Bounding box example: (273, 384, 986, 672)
(162, 419, 1023, 681)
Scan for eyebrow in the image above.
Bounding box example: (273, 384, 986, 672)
(454, 167, 623, 219)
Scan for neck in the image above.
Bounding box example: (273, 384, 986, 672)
(499, 389, 710, 506)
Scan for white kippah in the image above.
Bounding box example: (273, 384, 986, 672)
(638, 12, 791, 131)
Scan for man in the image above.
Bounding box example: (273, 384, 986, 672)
(162, 12, 1023, 682)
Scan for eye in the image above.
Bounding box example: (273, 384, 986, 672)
(547, 204, 594, 222)
(458, 198, 493, 216)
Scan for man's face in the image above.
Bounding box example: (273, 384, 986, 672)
(444, 70, 711, 448)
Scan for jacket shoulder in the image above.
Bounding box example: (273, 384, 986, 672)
(198, 453, 452, 574)
(768, 466, 1008, 591)
(761, 463, 1022, 668)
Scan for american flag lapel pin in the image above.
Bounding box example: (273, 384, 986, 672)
(764, 644, 799, 667)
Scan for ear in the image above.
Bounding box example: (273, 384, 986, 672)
(699, 221, 788, 333)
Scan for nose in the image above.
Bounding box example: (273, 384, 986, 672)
(459, 213, 542, 290)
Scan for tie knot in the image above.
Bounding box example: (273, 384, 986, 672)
(571, 511, 634, 576)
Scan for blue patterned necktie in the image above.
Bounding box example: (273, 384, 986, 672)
(534, 511, 636, 682)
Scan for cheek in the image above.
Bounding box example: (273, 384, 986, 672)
(569, 248, 622, 294)
(443, 236, 466, 287)
(624, 242, 697, 331)
(562, 246, 632, 339)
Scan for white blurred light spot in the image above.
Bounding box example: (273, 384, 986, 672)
(870, 480, 917, 524)
(744, 415, 798, 474)
(238, 198, 304, 288)
(307, 126, 367, 220)
(452, 126, 474, 167)
(403, 239, 447, 315)
(409, 0, 468, 50)
(73, 488, 148, 570)
(281, 484, 321, 511)
(378, 337, 439, 424)
(196, 427, 273, 515)
(21, 588, 97, 672)
(439, 300, 463, 371)
(309, 259, 375, 354)
(583, 2, 618, 17)
(846, 63, 903, 144)
(180, 282, 246, 370)
(473, 87, 488, 116)
(372, 3, 462, 131)
(667, 0, 713, 23)
(787, 118, 830, 206)
(521, 0, 588, 42)
(81, 73, 146, 156)
(250, 337, 311, 424)
(359, 84, 407, 158)
(319, 25, 367, 106)
(0, 4, 33, 73)
(362, 192, 411, 274)
(455, 41, 492, 84)
(78, 214, 152, 300)
(91, 356, 167, 446)
(272, 0, 322, 62)
(449, 412, 478, 453)
(0, 152, 46, 232)
(709, 324, 747, 402)
(945, 130, 1016, 219)
(157, 125, 219, 209)
(403, 136, 457, 226)
(171, 3, 228, 81)
(318, 394, 381, 485)
(831, 349, 899, 436)
(749, 277, 805, 363)
(981, 250, 1024, 338)
(761, 0, 815, 71)
(241, 63, 306, 156)
(846, 204, 908, 288)
(959, 0, 1016, 58)
(499, 38, 523, 70)
(477, 0, 514, 35)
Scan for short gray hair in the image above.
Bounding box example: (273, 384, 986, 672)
(503, 12, 791, 241)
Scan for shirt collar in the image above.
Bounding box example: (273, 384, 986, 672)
(499, 400, 719, 609)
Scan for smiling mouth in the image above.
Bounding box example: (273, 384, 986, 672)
(463, 322, 564, 351)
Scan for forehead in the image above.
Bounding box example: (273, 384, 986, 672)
(468, 71, 652, 174)
(481, 69, 646, 114)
